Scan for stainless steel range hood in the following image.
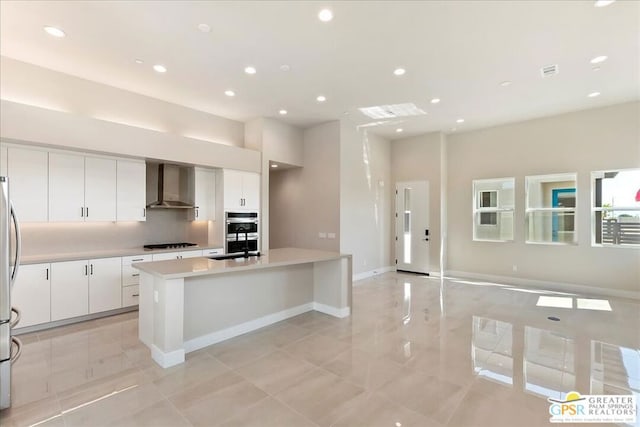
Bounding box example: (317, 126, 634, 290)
(146, 163, 195, 209)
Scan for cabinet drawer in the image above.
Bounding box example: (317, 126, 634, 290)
(202, 248, 224, 256)
(122, 265, 141, 286)
(122, 254, 152, 266)
(122, 285, 140, 307)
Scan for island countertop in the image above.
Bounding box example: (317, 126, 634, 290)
(132, 247, 350, 280)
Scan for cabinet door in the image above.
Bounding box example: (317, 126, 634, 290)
(12, 263, 51, 328)
(242, 172, 261, 211)
(202, 248, 224, 257)
(88, 257, 122, 313)
(85, 157, 117, 222)
(194, 168, 216, 221)
(51, 260, 89, 321)
(178, 250, 202, 259)
(223, 169, 244, 211)
(122, 285, 140, 307)
(49, 152, 85, 222)
(7, 146, 49, 222)
(117, 160, 146, 222)
(151, 252, 180, 261)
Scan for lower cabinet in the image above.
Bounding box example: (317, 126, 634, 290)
(122, 285, 140, 307)
(88, 257, 122, 314)
(12, 263, 51, 328)
(51, 260, 89, 321)
(51, 257, 122, 321)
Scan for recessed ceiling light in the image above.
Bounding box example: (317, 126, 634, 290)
(316, 95, 326, 102)
(318, 9, 333, 22)
(588, 91, 601, 98)
(224, 90, 235, 97)
(396, 128, 403, 133)
(43, 26, 65, 38)
(393, 68, 406, 76)
(197, 23, 211, 33)
(500, 81, 512, 87)
(280, 64, 291, 72)
(271, 164, 278, 168)
(244, 66, 257, 75)
(153, 64, 167, 73)
(134, 59, 144, 64)
(594, 0, 615, 7)
(279, 109, 288, 115)
(430, 98, 441, 104)
(456, 118, 465, 123)
(590, 55, 608, 64)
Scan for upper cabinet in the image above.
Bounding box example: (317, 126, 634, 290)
(223, 169, 260, 211)
(193, 167, 216, 221)
(49, 152, 117, 222)
(7, 145, 49, 222)
(117, 159, 146, 221)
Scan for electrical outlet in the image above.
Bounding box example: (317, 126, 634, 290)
(319, 232, 327, 239)
(154, 290, 159, 303)
(512, 265, 518, 272)
(328, 232, 336, 239)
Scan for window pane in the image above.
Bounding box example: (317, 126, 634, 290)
(595, 169, 640, 209)
(474, 211, 514, 241)
(600, 210, 640, 246)
(526, 173, 577, 209)
(527, 211, 577, 244)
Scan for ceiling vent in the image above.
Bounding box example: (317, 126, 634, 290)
(540, 64, 559, 78)
(359, 103, 427, 120)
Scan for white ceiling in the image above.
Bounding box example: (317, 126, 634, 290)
(1, 0, 638, 140)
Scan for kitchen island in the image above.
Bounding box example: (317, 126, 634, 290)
(133, 248, 352, 368)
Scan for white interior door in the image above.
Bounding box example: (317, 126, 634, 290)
(396, 181, 430, 274)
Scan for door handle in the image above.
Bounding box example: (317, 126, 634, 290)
(422, 238, 429, 241)
(9, 202, 21, 288)
(84, 265, 88, 276)
(81, 207, 84, 217)
(90, 264, 94, 275)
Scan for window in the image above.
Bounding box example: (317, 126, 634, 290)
(592, 168, 640, 247)
(473, 178, 514, 241)
(525, 173, 577, 244)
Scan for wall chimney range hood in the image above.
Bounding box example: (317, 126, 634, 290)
(146, 163, 195, 209)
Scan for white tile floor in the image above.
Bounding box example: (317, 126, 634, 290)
(1, 272, 639, 426)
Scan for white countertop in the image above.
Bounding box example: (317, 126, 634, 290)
(133, 248, 351, 280)
(20, 243, 224, 265)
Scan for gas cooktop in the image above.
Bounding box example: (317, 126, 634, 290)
(143, 242, 198, 250)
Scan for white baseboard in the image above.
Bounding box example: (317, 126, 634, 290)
(151, 345, 185, 368)
(445, 270, 640, 300)
(184, 303, 314, 353)
(313, 302, 350, 318)
(353, 266, 395, 282)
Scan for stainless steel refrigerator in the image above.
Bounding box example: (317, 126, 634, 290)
(0, 176, 22, 410)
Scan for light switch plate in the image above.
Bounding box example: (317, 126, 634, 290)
(319, 232, 327, 239)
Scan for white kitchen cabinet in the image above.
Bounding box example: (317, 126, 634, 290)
(193, 167, 216, 221)
(202, 248, 224, 257)
(122, 254, 152, 286)
(12, 263, 51, 328)
(49, 152, 117, 222)
(151, 250, 202, 261)
(223, 169, 260, 211)
(122, 285, 140, 307)
(51, 260, 89, 321)
(49, 152, 85, 222)
(0, 144, 7, 175)
(7, 145, 49, 222)
(88, 257, 122, 313)
(84, 157, 117, 222)
(117, 159, 146, 221)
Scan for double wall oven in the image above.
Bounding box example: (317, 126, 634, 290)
(225, 212, 259, 254)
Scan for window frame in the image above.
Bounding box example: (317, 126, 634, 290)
(472, 178, 515, 242)
(525, 173, 578, 246)
(591, 168, 640, 249)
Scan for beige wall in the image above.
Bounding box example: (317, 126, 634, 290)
(447, 101, 640, 293)
(391, 132, 444, 274)
(1, 57, 244, 147)
(340, 122, 392, 275)
(268, 121, 340, 252)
